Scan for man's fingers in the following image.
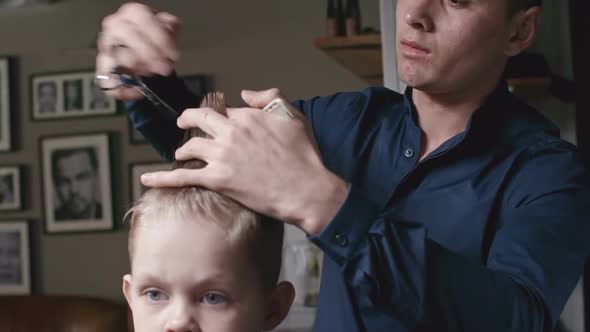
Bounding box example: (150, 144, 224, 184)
(95, 54, 145, 100)
(156, 11, 182, 36)
(122, 11, 179, 64)
(177, 108, 230, 137)
(141, 168, 209, 188)
(101, 20, 161, 71)
(100, 3, 178, 76)
(175, 137, 218, 161)
(241, 88, 284, 109)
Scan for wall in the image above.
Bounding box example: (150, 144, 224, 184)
(516, 1, 583, 331)
(0, 0, 380, 302)
(0, 1, 584, 330)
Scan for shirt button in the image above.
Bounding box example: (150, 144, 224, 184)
(334, 233, 348, 247)
(404, 148, 414, 158)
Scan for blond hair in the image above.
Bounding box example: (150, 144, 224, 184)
(125, 92, 284, 288)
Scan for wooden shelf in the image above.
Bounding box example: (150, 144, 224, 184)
(314, 35, 383, 86)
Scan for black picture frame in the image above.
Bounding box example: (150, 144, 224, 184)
(39, 132, 114, 234)
(0, 220, 31, 295)
(0, 165, 21, 211)
(30, 70, 118, 121)
(0, 57, 12, 152)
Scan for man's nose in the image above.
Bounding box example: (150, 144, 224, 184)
(70, 180, 82, 195)
(403, 0, 434, 32)
(164, 301, 199, 332)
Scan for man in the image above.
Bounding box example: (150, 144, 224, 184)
(51, 147, 102, 220)
(0, 174, 14, 206)
(63, 79, 83, 111)
(37, 81, 57, 114)
(97, 1, 590, 331)
(89, 79, 112, 110)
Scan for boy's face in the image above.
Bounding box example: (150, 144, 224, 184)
(124, 212, 281, 332)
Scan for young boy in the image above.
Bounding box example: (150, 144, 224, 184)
(122, 93, 295, 332)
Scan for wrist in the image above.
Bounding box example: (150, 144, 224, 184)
(294, 169, 349, 236)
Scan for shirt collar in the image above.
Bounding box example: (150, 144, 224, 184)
(401, 80, 512, 145)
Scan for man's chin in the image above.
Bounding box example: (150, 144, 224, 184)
(66, 203, 90, 217)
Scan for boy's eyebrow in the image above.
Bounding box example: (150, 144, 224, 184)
(133, 271, 237, 288)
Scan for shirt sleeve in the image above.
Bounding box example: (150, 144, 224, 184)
(310, 140, 590, 331)
(125, 73, 203, 161)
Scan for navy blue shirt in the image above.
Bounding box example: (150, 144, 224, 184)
(127, 76, 590, 332)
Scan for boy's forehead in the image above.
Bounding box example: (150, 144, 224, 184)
(131, 217, 261, 287)
(132, 214, 245, 265)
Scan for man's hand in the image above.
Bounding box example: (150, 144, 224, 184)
(141, 89, 349, 235)
(96, 2, 181, 100)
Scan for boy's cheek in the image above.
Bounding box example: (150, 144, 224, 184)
(132, 306, 166, 332)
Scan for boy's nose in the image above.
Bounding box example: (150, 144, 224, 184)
(165, 303, 198, 332)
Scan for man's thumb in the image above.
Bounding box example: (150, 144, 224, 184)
(241, 88, 283, 109)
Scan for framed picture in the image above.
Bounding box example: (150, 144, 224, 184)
(181, 74, 214, 98)
(0, 221, 30, 295)
(130, 162, 172, 202)
(31, 71, 117, 120)
(0, 58, 11, 151)
(41, 133, 113, 233)
(0, 166, 21, 211)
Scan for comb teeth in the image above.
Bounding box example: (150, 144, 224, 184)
(175, 91, 227, 170)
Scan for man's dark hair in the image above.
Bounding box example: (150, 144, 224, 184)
(38, 82, 56, 95)
(51, 147, 98, 182)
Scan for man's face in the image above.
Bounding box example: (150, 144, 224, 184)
(125, 212, 272, 332)
(65, 82, 79, 99)
(39, 85, 57, 106)
(54, 151, 98, 216)
(0, 175, 12, 204)
(396, 0, 512, 93)
(0, 232, 20, 284)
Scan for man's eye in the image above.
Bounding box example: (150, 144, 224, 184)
(448, 0, 467, 6)
(201, 292, 226, 305)
(145, 290, 167, 302)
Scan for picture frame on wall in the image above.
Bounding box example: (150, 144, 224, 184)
(0, 221, 31, 295)
(0, 57, 11, 151)
(41, 133, 113, 233)
(31, 71, 117, 120)
(129, 162, 172, 202)
(0, 166, 21, 211)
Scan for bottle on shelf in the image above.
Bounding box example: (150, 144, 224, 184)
(344, 0, 362, 36)
(326, 0, 339, 37)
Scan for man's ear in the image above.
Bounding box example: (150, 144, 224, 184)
(261, 281, 296, 331)
(122, 274, 134, 308)
(505, 6, 542, 56)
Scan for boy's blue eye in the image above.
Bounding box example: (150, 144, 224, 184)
(146, 290, 166, 302)
(201, 293, 226, 305)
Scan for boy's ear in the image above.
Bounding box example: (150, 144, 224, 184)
(122, 274, 134, 308)
(261, 281, 296, 331)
